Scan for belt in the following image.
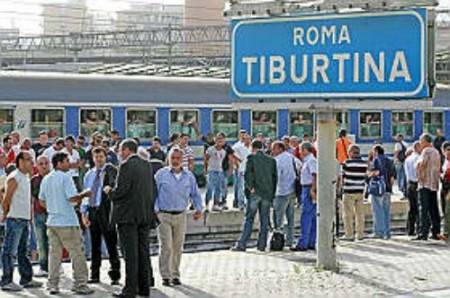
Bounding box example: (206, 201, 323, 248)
(301, 184, 312, 187)
(160, 210, 185, 215)
(408, 181, 418, 185)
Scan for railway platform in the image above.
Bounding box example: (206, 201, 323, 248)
(3, 235, 450, 298)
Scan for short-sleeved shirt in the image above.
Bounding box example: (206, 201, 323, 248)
(372, 155, 396, 193)
(336, 137, 352, 165)
(32, 143, 50, 158)
(206, 146, 226, 172)
(39, 170, 79, 227)
(416, 146, 441, 191)
(43, 146, 60, 169)
(232, 142, 251, 173)
(180, 145, 194, 171)
(405, 152, 420, 183)
(31, 174, 46, 214)
(300, 153, 317, 186)
(63, 148, 80, 177)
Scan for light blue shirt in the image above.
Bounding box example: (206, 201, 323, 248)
(154, 166, 203, 212)
(275, 151, 297, 196)
(81, 165, 106, 214)
(301, 153, 317, 186)
(39, 170, 79, 227)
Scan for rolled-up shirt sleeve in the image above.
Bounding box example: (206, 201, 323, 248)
(189, 174, 203, 211)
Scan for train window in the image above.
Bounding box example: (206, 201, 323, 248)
(126, 110, 156, 140)
(170, 110, 199, 139)
(252, 111, 277, 139)
(335, 112, 349, 134)
(212, 111, 239, 140)
(0, 109, 14, 135)
(31, 109, 64, 139)
(80, 109, 111, 137)
(392, 112, 414, 138)
(359, 112, 381, 139)
(423, 112, 443, 136)
(289, 111, 313, 138)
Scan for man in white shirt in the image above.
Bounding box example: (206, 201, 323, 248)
(63, 136, 81, 191)
(43, 138, 65, 168)
(232, 133, 251, 210)
(404, 141, 420, 236)
(393, 134, 408, 197)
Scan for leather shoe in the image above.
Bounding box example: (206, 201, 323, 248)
(290, 246, 307, 252)
(162, 279, 171, 287)
(172, 278, 182, 286)
(111, 280, 120, 286)
(112, 291, 132, 298)
(412, 236, 427, 241)
(88, 278, 100, 284)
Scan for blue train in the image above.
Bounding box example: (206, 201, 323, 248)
(0, 71, 449, 157)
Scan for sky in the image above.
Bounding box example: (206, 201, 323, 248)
(0, 0, 184, 35)
(0, 0, 448, 35)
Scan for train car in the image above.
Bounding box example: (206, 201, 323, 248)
(0, 71, 449, 159)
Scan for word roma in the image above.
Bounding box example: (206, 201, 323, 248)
(240, 25, 413, 86)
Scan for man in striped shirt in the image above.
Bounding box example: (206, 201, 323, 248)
(341, 145, 368, 241)
(179, 133, 194, 172)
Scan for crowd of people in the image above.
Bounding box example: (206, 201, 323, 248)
(0, 125, 449, 296)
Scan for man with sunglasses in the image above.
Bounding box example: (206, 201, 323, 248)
(1, 151, 42, 292)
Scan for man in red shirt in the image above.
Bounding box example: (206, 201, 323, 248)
(31, 155, 51, 277)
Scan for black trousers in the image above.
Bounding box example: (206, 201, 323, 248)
(406, 182, 420, 236)
(419, 188, 441, 239)
(88, 209, 121, 281)
(117, 223, 152, 297)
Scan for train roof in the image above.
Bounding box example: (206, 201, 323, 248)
(0, 71, 230, 105)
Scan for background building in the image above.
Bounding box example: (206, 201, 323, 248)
(42, 0, 89, 35)
(116, 3, 184, 31)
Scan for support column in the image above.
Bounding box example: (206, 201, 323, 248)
(316, 110, 338, 271)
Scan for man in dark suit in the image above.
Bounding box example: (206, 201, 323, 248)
(104, 139, 156, 298)
(231, 139, 277, 251)
(81, 146, 120, 285)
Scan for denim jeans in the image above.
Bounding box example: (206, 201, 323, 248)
(237, 193, 271, 250)
(273, 192, 296, 246)
(28, 222, 37, 252)
(221, 171, 231, 205)
(34, 212, 49, 272)
(394, 162, 407, 195)
(371, 193, 391, 238)
(205, 171, 223, 206)
(297, 187, 317, 249)
(233, 172, 246, 209)
(1, 218, 33, 285)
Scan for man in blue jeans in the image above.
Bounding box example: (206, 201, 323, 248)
(231, 140, 277, 252)
(292, 142, 317, 251)
(204, 134, 226, 212)
(1, 151, 42, 291)
(272, 141, 298, 247)
(368, 145, 395, 239)
(31, 155, 51, 277)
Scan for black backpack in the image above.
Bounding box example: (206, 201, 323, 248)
(270, 231, 285, 251)
(397, 142, 407, 162)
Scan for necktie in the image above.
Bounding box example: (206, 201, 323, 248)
(89, 169, 102, 207)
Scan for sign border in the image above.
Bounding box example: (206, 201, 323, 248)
(231, 10, 427, 99)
